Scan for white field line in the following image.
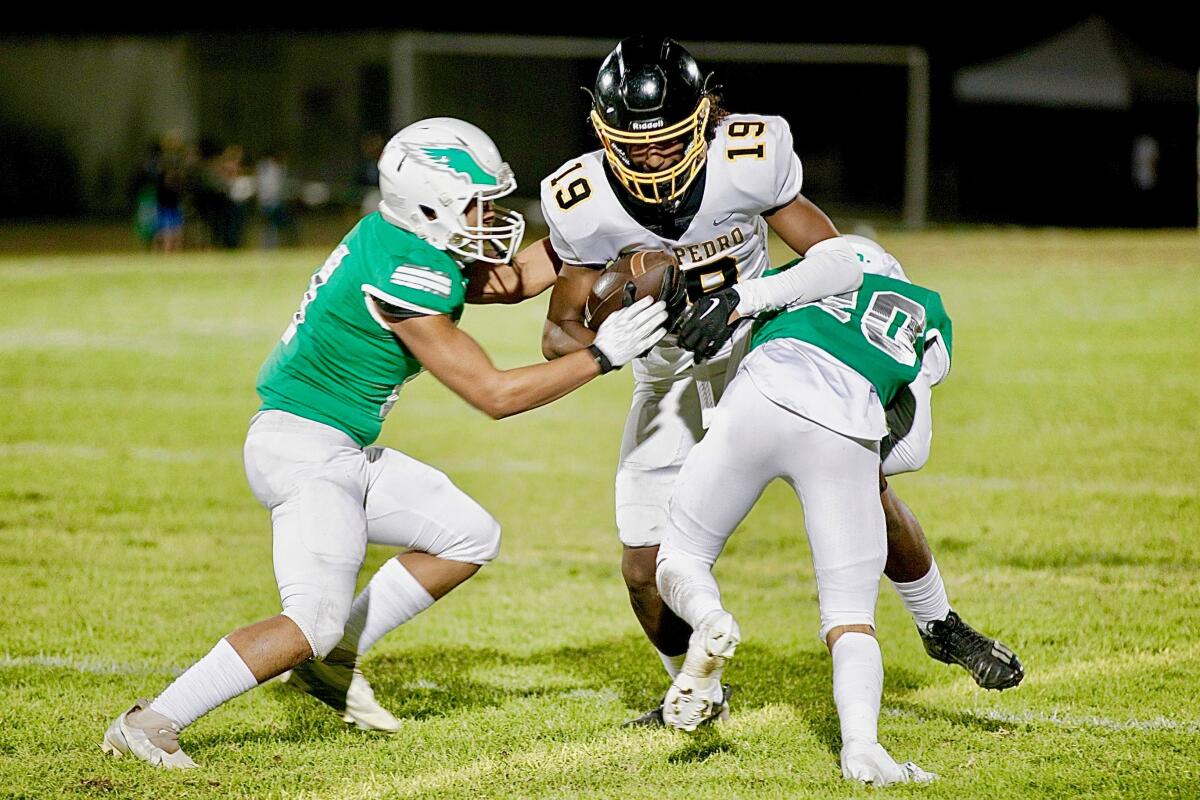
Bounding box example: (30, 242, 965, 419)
(9, 439, 1191, 493)
(884, 706, 1200, 734)
(0, 442, 233, 464)
(0, 442, 602, 477)
(917, 472, 1198, 500)
(0, 329, 187, 354)
(0, 653, 187, 676)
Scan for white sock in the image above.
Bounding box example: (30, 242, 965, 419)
(655, 553, 722, 630)
(891, 558, 951, 630)
(831, 632, 883, 746)
(149, 637, 258, 729)
(658, 650, 685, 679)
(339, 558, 435, 657)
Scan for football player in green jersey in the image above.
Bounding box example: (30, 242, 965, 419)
(657, 267, 951, 785)
(102, 118, 669, 769)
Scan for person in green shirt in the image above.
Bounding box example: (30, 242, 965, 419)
(656, 266, 952, 785)
(103, 118, 669, 769)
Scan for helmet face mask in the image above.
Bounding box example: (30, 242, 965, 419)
(378, 118, 526, 264)
(591, 96, 711, 205)
(590, 36, 711, 207)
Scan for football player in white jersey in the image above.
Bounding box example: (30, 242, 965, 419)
(534, 36, 1022, 723)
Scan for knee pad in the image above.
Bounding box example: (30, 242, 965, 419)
(437, 511, 502, 565)
(816, 556, 886, 643)
(281, 589, 353, 658)
(615, 466, 678, 548)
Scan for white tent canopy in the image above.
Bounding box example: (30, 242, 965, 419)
(953, 16, 1194, 110)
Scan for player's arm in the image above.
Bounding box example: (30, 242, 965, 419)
(541, 264, 603, 359)
(731, 194, 861, 317)
(384, 297, 665, 420)
(464, 237, 563, 305)
(720, 116, 861, 319)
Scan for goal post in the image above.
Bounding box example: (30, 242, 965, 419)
(390, 34, 930, 228)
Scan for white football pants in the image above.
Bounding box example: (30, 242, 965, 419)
(881, 370, 933, 477)
(615, 349, 735, 548)
(656, 371, 887, 641)
(242, 410, 501, 657)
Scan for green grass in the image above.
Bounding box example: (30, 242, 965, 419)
(2, 229, 1199, 799)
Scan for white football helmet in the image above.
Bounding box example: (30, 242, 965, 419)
(378, 118, 525, 264)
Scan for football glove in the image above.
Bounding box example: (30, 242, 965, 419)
(677, 287, 742, 363)
(592, 296, 669, 371)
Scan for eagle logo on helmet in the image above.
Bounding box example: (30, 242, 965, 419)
(397, 143, 502, 188)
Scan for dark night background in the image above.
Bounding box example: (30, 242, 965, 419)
(2, 9, 1197, 227)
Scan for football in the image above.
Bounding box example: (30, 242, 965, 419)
(584, 250, 682, 331)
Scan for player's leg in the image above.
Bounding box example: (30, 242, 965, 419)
(288, 445, 500, 730)
(654, 373, 778, 730)
(349, 445, 500, 654)
(781, 417, 934, 786)
(615, 372, 706, 675)
(879, 375, 1024, 689)
(105, 412, 368, 767)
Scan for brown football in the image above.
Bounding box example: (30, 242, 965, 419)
(584, 250, 682, 332)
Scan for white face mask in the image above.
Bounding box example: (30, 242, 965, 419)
(446, 194, 526, 265)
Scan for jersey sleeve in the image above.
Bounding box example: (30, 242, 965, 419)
(921, 290, 953, 385)
(768, 117, 804, 210)
(361, 257, 464, 317)
(540, 191, 588, 267)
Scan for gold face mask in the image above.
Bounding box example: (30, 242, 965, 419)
(591, 96, 711, 205)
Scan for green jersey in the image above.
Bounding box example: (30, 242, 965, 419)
(750, 268, 952, 407)
(256, 212, 466, 446)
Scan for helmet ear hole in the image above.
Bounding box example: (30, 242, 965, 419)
(419, 205, 437, 221)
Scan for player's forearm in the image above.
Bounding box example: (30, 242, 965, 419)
(541, 319, 595, 360)
(467, 239, 561, 305)
(478, 350, 599, 419)
(734, 236, 862, 316)
(465, 263, 526, 304)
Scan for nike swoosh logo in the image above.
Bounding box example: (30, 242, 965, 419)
(713, 213, 734, 226)
(698, 297, 721, 320)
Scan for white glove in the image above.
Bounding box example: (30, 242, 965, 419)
(592, 296, 669, 370)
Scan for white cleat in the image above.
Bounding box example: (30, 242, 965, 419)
(283, 659, 401, 733)
(101, 699, 197, 769)
(840, 739, 937, 786)
(663, 673, 728, 731)
(662, 610, 741, 731)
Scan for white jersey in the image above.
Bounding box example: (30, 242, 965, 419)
(541, 114, 803, 379)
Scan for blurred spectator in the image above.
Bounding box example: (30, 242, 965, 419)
(132, 142, 160, 248)
(189, 138, 226, 248)
(219, 144, 251, 249)
(1133, 135, 1159, 192)
(256, 148, 296, 248)
(153, 130, 187, 253)
(356, 131, 384, 218)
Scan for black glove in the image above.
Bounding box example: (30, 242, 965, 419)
(677, 287, 742, 363)
(659, 263, 689, 333)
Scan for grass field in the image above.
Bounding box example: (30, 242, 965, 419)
(2, 229, 1199, 799)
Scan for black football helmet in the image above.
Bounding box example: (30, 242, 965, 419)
(590, 36, 711, 207)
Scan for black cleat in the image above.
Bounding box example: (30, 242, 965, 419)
(919, 611, 1024, 691)
(622, 685, 734, 728)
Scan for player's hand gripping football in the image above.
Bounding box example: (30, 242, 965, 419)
(677, 287, 742, 362)
(591, 294, 670, 372)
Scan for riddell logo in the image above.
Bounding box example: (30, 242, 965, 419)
(629, 119, 664, 131)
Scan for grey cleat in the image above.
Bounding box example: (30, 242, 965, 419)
(101, 699, 197, 769)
